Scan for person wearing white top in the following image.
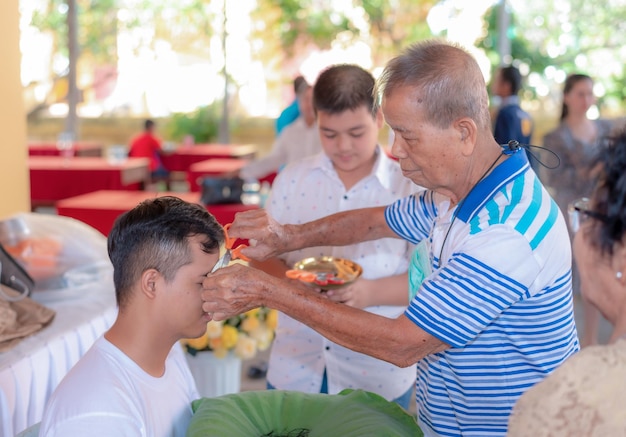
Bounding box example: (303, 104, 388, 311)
(254, 65, 420, 408)
(239, 83, 321, 182)
(40, 197, 225, 436)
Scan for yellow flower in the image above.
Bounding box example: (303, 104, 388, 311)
(221, 324, 239, 349)
(208, 336, 223, 350)
(250, 326, 274, 351)
(241, 315, 260, 333)
(266, 309, 278, 330)
(183, 331, 209, 350)
(206, 320, 224, 339)
(244, 308, 261, 318)
(234, 334, 257, 360)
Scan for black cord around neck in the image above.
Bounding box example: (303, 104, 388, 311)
(438, 152, 504, 264)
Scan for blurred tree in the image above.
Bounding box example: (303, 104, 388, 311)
(251, 0, 434, 68)
(477, 0, 626, 110)
(27, 0, 215, 113)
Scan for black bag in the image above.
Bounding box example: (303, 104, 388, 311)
(200, 176, 244, 205)
(0, 243, 35, 301)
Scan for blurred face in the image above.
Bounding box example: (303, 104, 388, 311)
(157, 235, 219, 339)
(573, 224, 624, 325)
(317, 105, 382, 183)
(298, 88, 316, 126)
(490, 70, 509, 98)
(383, 86, 465, 198)
(564, 79, 596, 117)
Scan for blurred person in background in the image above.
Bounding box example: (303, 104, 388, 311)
(238, 78, 321, 182)
(276, 75, 308, 134)
(542, 73, 615, 347)
(128, 119, 170, 190)
(509, 126, 626, 436)
(491, 64, 535, 169)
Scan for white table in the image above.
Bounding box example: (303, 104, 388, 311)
(0, 281, 117, 437)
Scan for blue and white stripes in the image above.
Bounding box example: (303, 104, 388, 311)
(385, 151, 579, 436)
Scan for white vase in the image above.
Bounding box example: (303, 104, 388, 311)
(185, 351, 242, 398)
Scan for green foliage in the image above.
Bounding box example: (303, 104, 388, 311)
(188, 389, 423, 437)
(164, 104, 220, 143)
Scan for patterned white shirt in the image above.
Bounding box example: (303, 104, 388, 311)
(386, 149, 580, 436)
(266, 146, 419, 400)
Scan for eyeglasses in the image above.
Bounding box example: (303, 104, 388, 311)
(567, 197, 608, 233)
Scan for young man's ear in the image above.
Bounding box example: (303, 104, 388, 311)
(140, 269, 160, 299)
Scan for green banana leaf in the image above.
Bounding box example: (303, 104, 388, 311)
(187, 389, 423, 437)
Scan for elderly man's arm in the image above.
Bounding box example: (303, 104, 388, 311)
(231, 206, 398, 261)
(202, 263, 448, 367)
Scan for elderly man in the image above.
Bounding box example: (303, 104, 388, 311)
(202, 40, 579, 436)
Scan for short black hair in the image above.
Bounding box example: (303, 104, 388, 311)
(107, 196, 224, 307)
(144, 119, 155, 130)
(313, 64, 375, 117)
(499, 65, 523, 95)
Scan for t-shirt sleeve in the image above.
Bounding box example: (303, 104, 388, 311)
(384, 190, 436, 244)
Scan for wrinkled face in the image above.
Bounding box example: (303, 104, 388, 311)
(317, 105, 381, 180)
(573, 224, 620, 325)
(382, 86, 463, 197)
(157, 235, 219, 339)
(564, 79, 596, 117)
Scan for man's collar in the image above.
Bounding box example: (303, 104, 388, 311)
(456, 149, 529, 222)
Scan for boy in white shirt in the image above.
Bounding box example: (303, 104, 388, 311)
(256, 64, 420, 408)
(40, 197, 224, 437)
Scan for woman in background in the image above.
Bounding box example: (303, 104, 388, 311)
(542, 73, 614, 347)
(509, 127, 626, 435)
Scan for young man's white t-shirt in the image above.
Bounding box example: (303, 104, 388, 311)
(40, 337, 198, 437)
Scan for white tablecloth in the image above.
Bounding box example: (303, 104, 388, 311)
(0, 282, 117, 437)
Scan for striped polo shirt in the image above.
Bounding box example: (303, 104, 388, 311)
(385, 150, 580, 436)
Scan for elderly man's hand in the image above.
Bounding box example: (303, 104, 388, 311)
(228, 209, 292, 261)
(201, 263, 273, 321)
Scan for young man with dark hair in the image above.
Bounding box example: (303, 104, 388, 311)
(40, 196, 224, 436)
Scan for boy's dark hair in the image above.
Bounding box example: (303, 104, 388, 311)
(144, 119, 155, 131)
(313, 64, 376, 117)
(107, 196, 224, 307)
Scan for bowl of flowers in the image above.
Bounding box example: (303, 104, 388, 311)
(183, 306, 278, 360)
(181, 307, 278, 398)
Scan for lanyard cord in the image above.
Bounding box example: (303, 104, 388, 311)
(437, 152, 505, 264)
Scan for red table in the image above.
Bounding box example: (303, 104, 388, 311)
(56, 190, 260, 235)
(29, 156, 150, 207)
(160, 144, 257, 172)
(28, 141, 103, 157)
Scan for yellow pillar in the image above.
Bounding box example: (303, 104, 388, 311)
(0, 0, 30, 218)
